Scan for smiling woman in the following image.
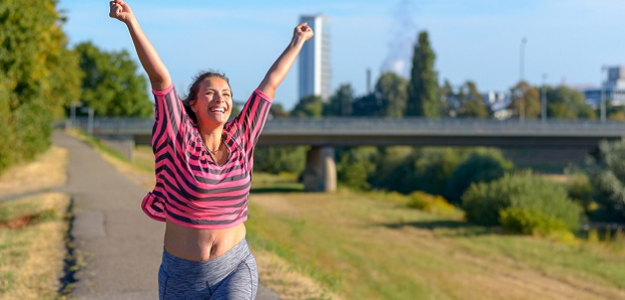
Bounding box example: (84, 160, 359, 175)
(108, 0, 313, 298)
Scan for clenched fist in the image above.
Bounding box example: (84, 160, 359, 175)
(109, 0, 134, 23)
(293, 23, 314, 43)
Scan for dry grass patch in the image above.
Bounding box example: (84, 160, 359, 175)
(0, 193, 70, 300)
(255, 248, 341, 300)
(0, 146, 68, 197)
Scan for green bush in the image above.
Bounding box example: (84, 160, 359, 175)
(411, 147, 465, 196)
(254, 146, 307, 175)
(499, 207, 568, 235)
(585, 138, 625, 222)
(407, 191, 457, 216)
(372, 146, 415, 192)
(447, 148, 514, 205)
(462, 171, 583, 234)
(565, 173, 594, 212)
(336, 147, 379, 190)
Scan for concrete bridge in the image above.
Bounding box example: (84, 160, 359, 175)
(72, 117, 625, 192)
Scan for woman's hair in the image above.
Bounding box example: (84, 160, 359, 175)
(182, 71, 232, 124)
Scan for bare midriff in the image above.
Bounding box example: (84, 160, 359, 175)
(164, 220, 246, 262)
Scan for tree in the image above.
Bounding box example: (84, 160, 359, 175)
(352, 93, 380, 117)
(546, 85, 596, 119)
(269, 102, 289, 118)
(0, 0, 82, 172)
(456, 81, 489, 118)
(325, 84, 354, 116)
(510, 81, 540, 119)
(407, 31, 440, 117)
(439, 79, 455, 117)
(291, 95, 324, 118)
(75, 42, 152, 117)
(376, 72, 408, 118)
(586, 138, 625, 222)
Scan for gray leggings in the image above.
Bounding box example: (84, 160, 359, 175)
(158, 239, 258, 300)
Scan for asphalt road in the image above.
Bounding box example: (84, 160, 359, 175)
(53, 131, 279, 300)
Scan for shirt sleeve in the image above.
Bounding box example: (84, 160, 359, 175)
(229, 89, 273, 158)
(152, 84, 189, 149)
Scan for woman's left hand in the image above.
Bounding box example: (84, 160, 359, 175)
(293, 23, 314, 43)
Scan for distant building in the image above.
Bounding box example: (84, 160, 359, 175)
(583, 66, 625, 107)
(483, 91, 512, 120)
(298, 14, 331, 102)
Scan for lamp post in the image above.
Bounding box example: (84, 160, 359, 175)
(70, 101, 82, 128)
(541, 73, 547, 123)
(600, 66, 609, 123)
(519, 37, 527, 122)
(81, 107, 94, 137)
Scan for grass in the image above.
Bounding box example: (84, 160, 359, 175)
(0, 141, 72, 300)
(0, 146, 68, 197)
(98, 142, 625, 299)
(246, 173, 625, 300)
(0, 193, 71, 300)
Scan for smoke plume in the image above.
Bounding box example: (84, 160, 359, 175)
(380, 0, 417, 78)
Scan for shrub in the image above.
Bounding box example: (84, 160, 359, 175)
(372, 146, 414, 192)
(565, 173, 594, 212)
(462, 171, 583, 234)
(407, 191, 457, 216)
(499, 207, 568, 235)
(411, 147, 464, 196)
(336, 147, 379, 190)
(254, 146, 307, 175)
(585, 138, 625, 222)
(447, 148, 514, 205)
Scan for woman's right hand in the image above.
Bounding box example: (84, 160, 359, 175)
(109, 0, 134, 24)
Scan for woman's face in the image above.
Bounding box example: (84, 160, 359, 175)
(192, 77, 233, 126)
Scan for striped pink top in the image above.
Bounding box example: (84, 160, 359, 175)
(141, 84, 272, 229)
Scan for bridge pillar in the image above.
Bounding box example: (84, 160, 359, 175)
(303, 146, 336, 193)
(99, 135, 135, 162)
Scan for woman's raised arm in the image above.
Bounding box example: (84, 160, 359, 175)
(257, 23, 314, 99)
(109, 0, 171, 90)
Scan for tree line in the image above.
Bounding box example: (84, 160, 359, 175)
(285, 31, 617, 121)
(1, 0, 152, 174)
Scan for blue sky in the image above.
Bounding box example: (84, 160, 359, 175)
(58, 0, 625, 109)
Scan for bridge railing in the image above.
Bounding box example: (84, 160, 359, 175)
(71, 116, 625, 136)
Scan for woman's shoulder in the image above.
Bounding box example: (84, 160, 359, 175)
(152, 82, 176, 97)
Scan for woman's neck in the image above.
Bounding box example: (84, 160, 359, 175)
(197, 123, 225, 152)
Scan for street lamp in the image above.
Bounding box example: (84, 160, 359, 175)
(519, 37, 527, 122)
(80, 107, 94, 137)
(541, 73, 548, 123)
(70, 101, 83, 128)
(600, 66, 609, 123)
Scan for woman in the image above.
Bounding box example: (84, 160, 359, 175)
(108, 1, 313, 299)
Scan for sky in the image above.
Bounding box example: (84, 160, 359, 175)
(57, 0, 625, 109)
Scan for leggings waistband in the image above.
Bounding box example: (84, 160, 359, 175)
(162, 238, 250, 272)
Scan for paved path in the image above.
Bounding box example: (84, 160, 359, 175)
(53, 131, 279, 300)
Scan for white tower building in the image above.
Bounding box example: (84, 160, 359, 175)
(298, 14, 331, 102)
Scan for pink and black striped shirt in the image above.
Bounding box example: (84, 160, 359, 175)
(141, 84, 272, 229)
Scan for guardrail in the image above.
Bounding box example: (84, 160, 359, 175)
(70, 117, 625, 138)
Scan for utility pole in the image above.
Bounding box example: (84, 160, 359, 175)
(519, 37, 527, 122)
(541, 73, 547, 123)
(600, 66, 608, 123)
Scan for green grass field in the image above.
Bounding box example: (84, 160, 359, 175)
(122, 144, 625, 299)
(246, 173, 625, 300)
